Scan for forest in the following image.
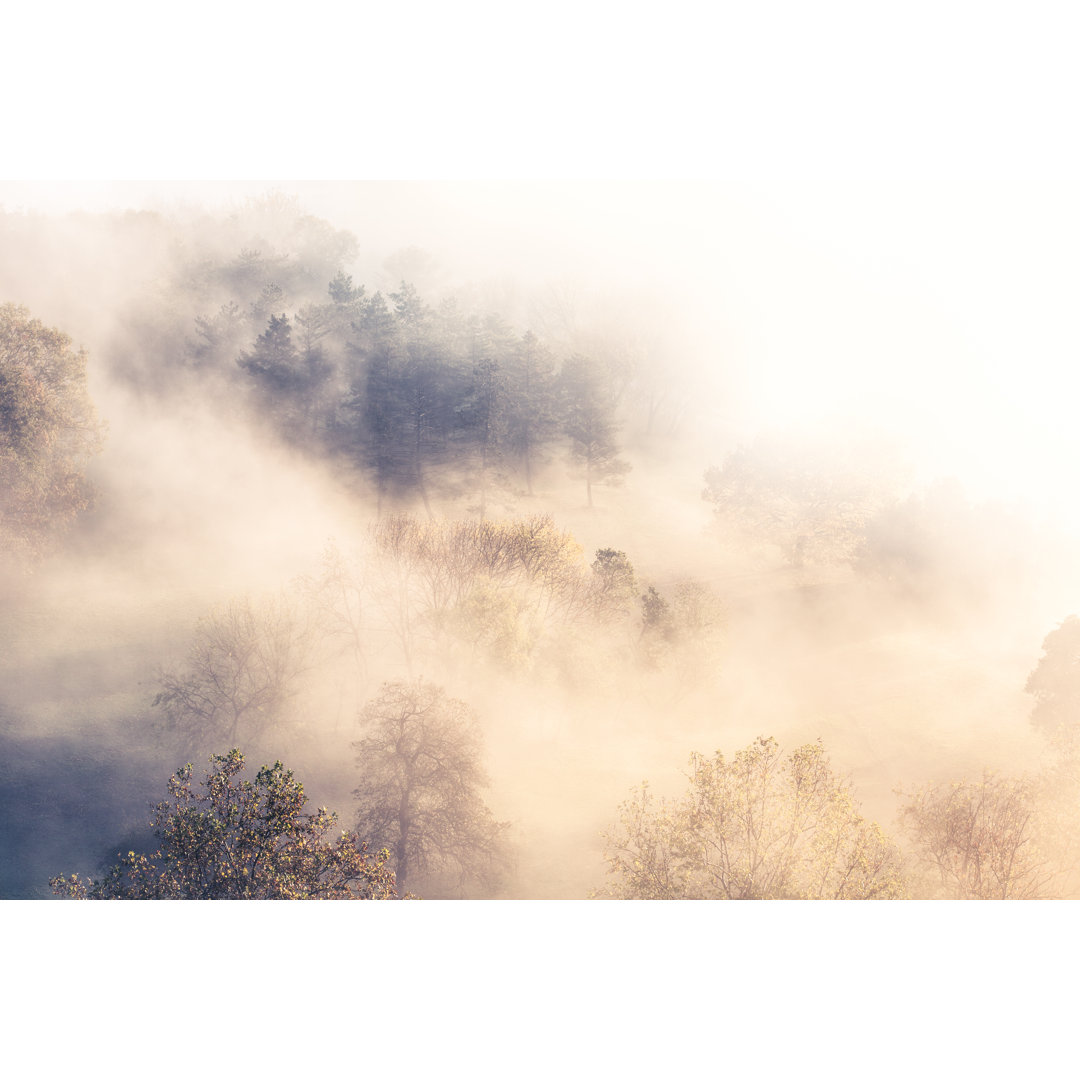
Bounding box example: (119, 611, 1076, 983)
(4, 185, 1080, 900)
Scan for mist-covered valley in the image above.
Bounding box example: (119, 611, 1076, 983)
(4, 182, 1080, 900)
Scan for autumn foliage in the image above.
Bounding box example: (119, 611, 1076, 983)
(598, 736, 906, 899)
(50, 749, 397, 899)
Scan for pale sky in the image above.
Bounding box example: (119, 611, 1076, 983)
(3, 2, 1080, 518)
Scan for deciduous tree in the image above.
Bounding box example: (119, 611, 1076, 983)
(153, 593, 324, 753)
(598, 736, 905, 899)
(897, 771, 1060, 899)
(0, 303, 104, 561)
(50, 749, 397, 899)
(703, 439, 890, 570)
(353, 680, 510, 896)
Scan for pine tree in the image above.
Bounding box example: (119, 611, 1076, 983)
(505, 330, 558, 495)
(558, 353, 630, 507)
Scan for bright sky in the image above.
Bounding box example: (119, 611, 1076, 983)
(3, 2, 1080, 521)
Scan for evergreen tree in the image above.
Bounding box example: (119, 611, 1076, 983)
(558, 353, 630, 507)
(355, 292, 408, 508)
(463, 313, 515, 517)
(504, 330, 558, 495)
(238, 313, 329, 440)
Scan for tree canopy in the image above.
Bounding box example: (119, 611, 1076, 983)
(598, 735, 906, 899)
(1025, 615, 1080, 750)
(0, 302, 104, 561)
(50, 749, 397, 899)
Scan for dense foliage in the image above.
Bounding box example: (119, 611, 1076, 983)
(50, 750, 397, 899)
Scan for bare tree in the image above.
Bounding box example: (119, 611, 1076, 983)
(153, 592, 325, 753)
(353, 680, 510, 896)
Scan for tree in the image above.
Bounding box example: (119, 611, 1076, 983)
(353, 680, 510, 896)
(504, 330, 558, 495)
(190, 300, 247, 372)
(898, 772, 1060, 899)
(638, 585, 676, 668)
(352, 286, 466, 516)
(1024, 615, 1080, 750)
(703, 438, 891, 571)
(665, 579, 725, 687)
(590, 548, 637, 619)
(368, 513, 596, 671)
(462, 314, 513, 518)
(239, 313, 331, 441)
(558, 353, 630, 507)
(856, 479, 1036, 615)
(153, 593, 325, 753)
(597, 736, 906, 899)
(50, 749, 397, 899)
(0, 303, 104, 561)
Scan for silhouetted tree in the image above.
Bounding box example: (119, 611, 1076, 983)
(559, 353, 630, 507)
(504, 330, 558, 495)
(190, 300, 247, 372)
(153, 594, 324, 753)
(638, 585, 676, 668)
(353, 680, 510, 895)
(352, 286, 467, 514)
(238, 312, 336, 442)
(1025, 615, 1080, 750)
(590, 548, 637, 618)
(462, 314, 513, 517)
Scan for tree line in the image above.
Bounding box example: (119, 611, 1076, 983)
(227, 275, 632, 511)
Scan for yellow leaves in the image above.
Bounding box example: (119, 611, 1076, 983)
(602, 734, 905, 900)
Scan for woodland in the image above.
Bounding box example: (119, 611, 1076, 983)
(4, 190, 1080, 900)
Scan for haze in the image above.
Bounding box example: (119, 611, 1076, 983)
(3, 177, 1080, 899)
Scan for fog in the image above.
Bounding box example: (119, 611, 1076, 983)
(3, 179, 1080, 899)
